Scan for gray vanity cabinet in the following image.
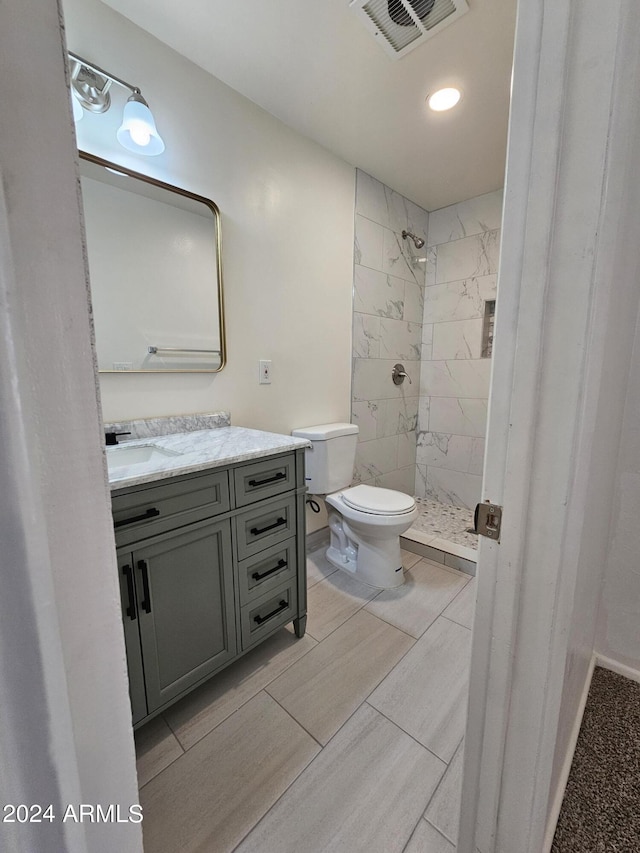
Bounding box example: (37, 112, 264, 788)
(117, 555, 148, 725)
(117, 519, 236, 721)
(112, 449, 307, 728)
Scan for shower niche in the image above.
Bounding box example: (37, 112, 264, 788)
(482, 300, 496, 359)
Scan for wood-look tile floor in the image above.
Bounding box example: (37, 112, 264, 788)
(136, 546, 475, 853)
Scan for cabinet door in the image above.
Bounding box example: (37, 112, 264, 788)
(117, 552, 148, 725)
(134, 519, 236, 714)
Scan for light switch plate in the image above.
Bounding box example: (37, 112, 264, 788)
(259, 359, 272, 384)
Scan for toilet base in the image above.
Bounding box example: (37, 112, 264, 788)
(326, 534, 405, 589)
(326, 544, 357, 575)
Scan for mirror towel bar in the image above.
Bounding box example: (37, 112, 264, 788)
(79, 150, 226, 374)
(148, 346, 221, 355)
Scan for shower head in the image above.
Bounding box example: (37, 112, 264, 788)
(402, 230, 425, 250)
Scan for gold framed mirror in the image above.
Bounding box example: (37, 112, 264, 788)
(79, 151, 226, 373)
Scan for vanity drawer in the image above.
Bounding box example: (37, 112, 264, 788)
(235, 494, 297, 560)
(112, 469, 230, 546)
(233, 454, 296, 507)
(237, 538, 297, 605)
(240, 580, 297, 650)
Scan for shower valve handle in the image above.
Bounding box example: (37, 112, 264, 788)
(392, 364, 412, 385)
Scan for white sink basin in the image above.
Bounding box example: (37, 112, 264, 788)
(106, 443, 181, 470)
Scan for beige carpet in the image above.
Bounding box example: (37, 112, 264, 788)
(552, 666, 640, 852)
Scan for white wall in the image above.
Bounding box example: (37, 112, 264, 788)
(417, 190, 502, 509)
(0, 1, 141, 850)
(351, 169, 427, 495)
(64, 0, 355, 440)
(597, 313, 640, 674)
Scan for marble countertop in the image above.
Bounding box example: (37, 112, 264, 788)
(108, 427, 310, 491)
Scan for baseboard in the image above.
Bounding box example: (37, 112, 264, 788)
(595, 653, 640, 685)
(542, 654, 596, 853)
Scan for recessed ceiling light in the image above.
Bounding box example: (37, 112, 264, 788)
(427, 88, 462, 112)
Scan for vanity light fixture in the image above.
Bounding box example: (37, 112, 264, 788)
(427, 87, 462, 112)
(70, 89, 84, 122)
(68, 52, 165, 156)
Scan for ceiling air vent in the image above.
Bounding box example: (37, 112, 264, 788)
(350, 0, 469, 60)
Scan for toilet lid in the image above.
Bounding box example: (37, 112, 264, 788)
(342, 485, 416, 515)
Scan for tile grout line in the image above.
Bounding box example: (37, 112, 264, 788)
(406, 553, 476, 581)
(421, 736, 465, 817)
(363, 585, 466, 642)
(265, 691, 325, 749)
(356, 308, 491, 328)
(357, 611, 445, 701)
(138, 561, 473, 794)
(427, 818, 459, 849)
(151, 564, 390, 764)
(137, 715, 186, 791)
(400, 814, 457, 853)
(354, 256, 425, 286)
(156, 632, 321, 757)
(401, 819, 423, 853)
(441, 612, 472, 631)
(304, 576, 385, 644)
(141, 693, 325, 851)
(224, 606, 440, 851)
(144, 578, 411, 774)
(427, 226, 501, 252)
(138, 569, 476, 847)
(138, 750, 184, 792)
(358, 607, 420, 641)
(362, 700, 452, 768)
(228, 726, 323, 853)
(262, 613, 430, 783)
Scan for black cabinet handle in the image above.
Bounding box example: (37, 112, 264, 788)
(114, 507, 160, 528)
(137, 560, 152, 614)
(252, 558, 287, 582)
(254, 599, 288, 625)
(122, 564, 136, 621)
(250, 516, 286, 537)
(248, 471, 286, 488)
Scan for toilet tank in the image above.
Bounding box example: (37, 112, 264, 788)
(291, 423, 359, 494)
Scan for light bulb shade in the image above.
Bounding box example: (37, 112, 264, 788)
(117, 95, 165, 155)
(71, 91, 84, 122)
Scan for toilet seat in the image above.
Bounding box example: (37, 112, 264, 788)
(341, 484, 416, 516)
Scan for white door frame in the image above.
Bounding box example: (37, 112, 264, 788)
(458, 1, 638, 851)
(0, 2, 142, 851)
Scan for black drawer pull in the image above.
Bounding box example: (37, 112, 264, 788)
(254, 599, 288, 625)
(137, 560, 152, 614)
(252, 558, 287, 582)
(248, 471, 286, 488)
(122, 564, 136, 621)
(114, 507, 160, 528)
(250, 516, 286, 537)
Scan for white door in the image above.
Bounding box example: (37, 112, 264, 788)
(458, 1, 640, 851)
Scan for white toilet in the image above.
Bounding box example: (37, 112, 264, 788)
(292, 423, 418, 589)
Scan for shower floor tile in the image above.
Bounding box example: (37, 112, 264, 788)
(407, 498, 478, 551)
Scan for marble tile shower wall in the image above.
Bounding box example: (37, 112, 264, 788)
(417, 189, 503, 509)
(351, 170, 428, 495)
